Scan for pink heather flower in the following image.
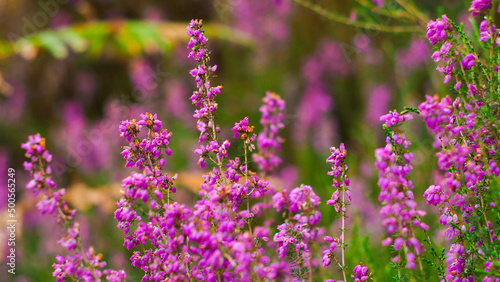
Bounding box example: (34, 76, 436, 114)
(253, 92, 286, 174)
(375, 113, 428, 269)
(115, 21, 293, 281)
(22, 134, 125, 281)
(469, 0, 492, 16)
(426, 15, 452, 45)
(461, 53, 476, 70)
(289, 184, 320, 212)
(423, 185, 446, 206)
(479, 20, 497, 42)
(352, 264, 370, 282)
(380, 111, 413, 127)
(445, 244, 466, 281)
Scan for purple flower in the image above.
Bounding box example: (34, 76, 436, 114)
(380, 111, 413, 127)
(469, 0, 492, 16)
(423, 185, 446, 206)
(22, 134, 125, 281)
(461, 53, 476, 70)
(445, 244, 466, 281)
(253, 92, 286, 174)
(375, 114, 427, 269)
(352, 264, 370, 282)
(426, 15, 452, 45)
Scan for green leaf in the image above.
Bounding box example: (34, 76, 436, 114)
(35, 31, 68, 59)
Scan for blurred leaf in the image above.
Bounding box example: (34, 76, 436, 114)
(0, 21, 254, 60)
(58, 29, 88, 53)
(34, 31, 68, 59)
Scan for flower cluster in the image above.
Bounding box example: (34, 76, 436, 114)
(469, 0, 492, 16)
(112, 20, 299, 281)
(479, 19, 499, 43)
(426, 15, 453, 45)
(187, 19, 223, 148)
(273, 184, 321, 280)
(380, 111, 413, 127)
(253, 91, 286, 174)
(416, 8, 500, 277)
(22, 134, 126, 282)
(375, 115, 428, 270)
(119, 112, 173, 169)
(351, 263, 371, 282)
(116, 119, 285, 281)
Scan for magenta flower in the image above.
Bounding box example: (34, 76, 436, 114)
(461, 53, 476, 70)
(253, 91, 286, 174)
(469, 0, 492, 16)
(426, 15, 452, 45)
(22, 134, 126, 281)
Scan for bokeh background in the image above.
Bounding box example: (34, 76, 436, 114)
(0, 0, 474, 280)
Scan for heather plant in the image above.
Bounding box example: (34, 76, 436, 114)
(13, 1, 500, 281)
(21, 134, 126, 281)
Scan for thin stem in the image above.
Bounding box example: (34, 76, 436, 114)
(244, 143, 252, 235)
(307, 253, 313, 282)
(393, 0, 429, 25)
(422, 230, 444, 276)
(353, 0, 415, 21)
(340, 184, 347, 282)
(480, 194, 494, 243)
(292, 0, 421, 33)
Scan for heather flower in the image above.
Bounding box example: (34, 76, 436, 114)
(119, 113, 173, 169)
(469, 0, 492, 16)
(288, 184, 320, 213)
(444, 243, 467, 281)
(423, 185, 446, 206)
(253, 92, 286, 174)
(426, 15, 453, 45)
(462, 53, 476, 70)
(187, 19, 225, 153)
(352, 263, 371, 282)
(114, 20, 291, 281)
(22, 134, 125, 281)
(375, 114, 428, 269)
(273, 184, 321, 279)
(326, 144, 352, 211)
(379, 111, 413, 127)
(479, 20, 497, 42)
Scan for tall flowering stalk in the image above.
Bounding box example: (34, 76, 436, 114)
(272, 184, 322, 281)
(421, 2, 500, 280)
(376, 111, 429, 274)
(324, 144, 351, 281)
(113, 19, 291, 281)
(115, 113, 184, 281)
(22, 134, 126, 282)
(253, 91, 286, 175)
(188, 19, 225, 172)
(322, 144, 372, 282)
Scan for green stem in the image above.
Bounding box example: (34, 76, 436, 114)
(292, 0, 421, 33)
